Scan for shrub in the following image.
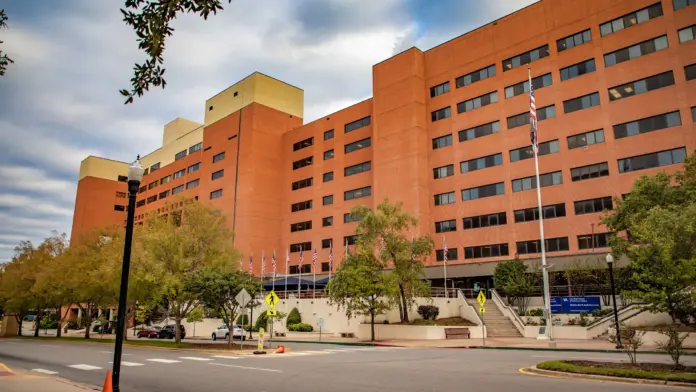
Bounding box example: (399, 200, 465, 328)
(525, 317, 538, 326)
(578, 312, 588, 327)
(525, 308, 544, 317)
(610, 323, 644, 364)
(254, 312, 269, 331)
(286, 308, 302, 327)
(288, 323, 313, 332)
(417, 305, 439, 320)
(383, 320, 389, 324)
(567, 317, 578, 325)
(236, 314, 249, 325)
(657, 324, 689, 369)
(590, 308, 613, 318)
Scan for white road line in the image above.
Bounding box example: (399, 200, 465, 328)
(68, 364, 102, 371)
(40, 345, 60, 348)
(109, 361, 144, 367)
(531, 355, 625, 361)
(100, 351, 131, 356)
(322, 349, 351, 352)
(210, 363, 282, 373)
(297, 350, 330, 354)
(146, 359, 181, 364)
(179, 357, 213, 361)
(212, 356, 241, 360)
(32, 368, 59, 375)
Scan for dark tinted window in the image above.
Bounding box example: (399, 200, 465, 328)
(600, 3, 663, 36)
(560, 59, 596, 81)
(674, 0, 696, 10)
(345, 162, 371, 177)
(567, 129, 604, 149)
(344, 186, 371, 200)
(434, 192, 456, 206)
(322, 216, 333, 227)
(456, 65, 496, 88)
(458, 121, 500, 142)
(574, 196, 613, 215)
(345, 116, 371, 133)
(578, 233, 610, 249)
(463, 212, 507, 230)
(186, 179, 199, 189)
(291, 177, 313, 191)
(213, 152, 225, 163)
(291, 200, 312, 212)
(510, 140, 559, 162)
(514, 203, 566, 223)
(571, 162, 609, 181)
(324, 130, 334, 141)
(210, 189, 223, 200)
(323, 171, 334, 182)
(290, 221, 312, 232)
(462, 183, 504, 201)
(435, 248, 458, 261)
(609, 71, 674, 101)
(293, 156, 313, 170)
(557, 29, 592, 52)
(517, 237, 569, 254)
(512, 171, 562, 192)
(461, 153, 502, 173)
(464, 243, 509, 259)
(505, 73, 552, 98)
(293, 137, 314, 151)
(430, 81, 450, 97)
(686, 64, 696, 81)
(433, 134, 453, 149)
(508, 105, 555, 129)
(604, 35, 668, 67)
(563, 92, 600, 113)
(175, 150, 187, 160)
(345, 138, 371, 153)
(290, 242, 311, 253)
(618, 147, 686, 173)
(613, 111, 681, 139)
(457, 91, 498, 113)
(431, 106, 451, 122)
(503, 45, 550, 71)
(433, 164, 455, 179)
(435, 219, 457, 233)
(323, 195, 333, 205)
(324, 150, 334, 160)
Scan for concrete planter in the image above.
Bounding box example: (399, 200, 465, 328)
(356, 324, 485, 341)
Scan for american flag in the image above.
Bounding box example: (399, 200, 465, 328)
(529, 68, 538, 151)
(328, 245, 333, 272)
(299, 248, 304, 268)
(380, 237, 386, 253)
(443, 237, 448, 264)
(272, 250, 277, 274)
(285, 248, 290, 272)
(239, 258, 243, 271)
(248, 255, 253, 274)
(312, 248, 317, 270)
(261, 252, 266, 275)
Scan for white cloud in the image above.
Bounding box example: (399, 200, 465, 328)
(0, 166, 76, 201)
(0, 194, 73, 216)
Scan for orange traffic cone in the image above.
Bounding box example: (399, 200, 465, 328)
(275, 345, 285, 354)
(102, 370, 112, 392)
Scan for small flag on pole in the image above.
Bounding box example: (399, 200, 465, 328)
(248, 255, 253, 275)
(529, 66, 538, 152)
(286, 248, 290, 271)
(443, 237, 448, 263)
(312, 248, 317, 270)
(328, 245, 333, 274)
(239, 258, 243, 271)
(262, 252, 266, 276)
(299, 248, 304, 268)
(272, 250, 277, 275)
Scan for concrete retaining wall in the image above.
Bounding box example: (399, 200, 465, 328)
(356, 324, 485, 340)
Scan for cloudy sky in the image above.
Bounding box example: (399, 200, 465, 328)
(0, 0, 535, 262)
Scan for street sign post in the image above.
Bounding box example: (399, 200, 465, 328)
(266, 309, 277, 317)
(235, 289, 250, 349)
(479, 307, 485, 314)
(477, 290, 486, 307)
(264, 290, 279, 350)
(477, 291, 486, 346)
(258, 328, 265, 351)
(317, 318, 325, 342)
(265, 291, 280, 309)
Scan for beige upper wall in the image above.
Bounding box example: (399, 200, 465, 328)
(78, 156, 129, 181)
(163, 118, 203, 146)
(204, 72, 304, 125)
(139, 125, 204, 172)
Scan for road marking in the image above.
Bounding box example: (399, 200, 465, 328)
(210, 363, 281, 373)
(179, 357, 213, 361)
(212, 356, 241, 360)
(0, 363, 12, 372)
(40, 345, 60, 348)
(322, 349, 351, 352)
(297, 350, 330, 354)
(68, 364, 102, 371)
(32, 369, 59, 375)
(100, 351, 131, 356)
(146, 359, 181, 364)
(108, 362, 144, 367)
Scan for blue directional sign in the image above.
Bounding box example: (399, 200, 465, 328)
(550, 297, 563, 313)
(561, 296, 601, 313)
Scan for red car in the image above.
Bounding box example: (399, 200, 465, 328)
(136, 326, 161, 338)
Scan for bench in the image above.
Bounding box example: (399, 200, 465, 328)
(444, 328, 471, 339)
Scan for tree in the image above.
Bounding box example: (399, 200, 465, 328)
(0, 246, 35, 336)
(609, 323, 645, 365)
(119, 0, 232, 104)
(29, 233, 70, 337)
(327, 249, 397, 341)
(0, 9, 13, 76)
(186, 307, 204, 338)
(493, 259, 534, 314)
(657, 324, 689, 369)
(352, 199, 434, 323)
(138, 198, 241, 344)
(188, 268, 260, 347)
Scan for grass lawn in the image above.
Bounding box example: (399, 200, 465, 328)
(14, 336, 256, 350)
(395, 317, 477, 326)
(537, 360, 696, 384)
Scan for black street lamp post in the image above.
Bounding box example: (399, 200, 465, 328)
(112, 159, 144, 392)
(606, 253, 623, 349)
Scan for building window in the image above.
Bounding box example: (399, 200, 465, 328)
(212, 170, 224, 181)
(465, 243, 509, 259)
(575, 196, 613, 215)
(293, 156, 313, 170)
(114, 205, 126, 211)
(604, 35, 668, 67)
(463, 212, 507, 230)
(210, 189, 223, 199)
(505, 73, 552, 99)
(138, 186, 146, 194)
(213, 152, 225, 163)
(563, 92, 600, 114)
(693, 106, 696, 122)
(290, 242, 311, 253)
(293, 137, 314, 151)
(160, 175, 171, 185)
(578, 233, 610, 250)
(456, 64, 496, 88)
(172, 185, 184, 195)
(174, 169, 185, 179)
(143, 168, 149, 175)
(674, 0, 696, 10)
(290, 221, 312, 232)
(324, 130, 334, 141)
(435, 248, 458, 262)
(614, 111, 681, 139)
(136, 199, 146, 208)
(571, 162, 610, 182)
(324, 149, 334, 160)
(116, 191, 127, 198)
(514, 203, 566, 223)
(117, 175, 128, 182)
(322, 262, 330, 272)
(147, 195, 157, 203)
(323, 195, 333, 205)
(322, 216, 333, 227)
(188, 162, 201, 174)
(186, 179, 199, 189)
(568, 129, 605, 149)
(560, 59, 596, 81)
(503, 45, 549, 71)
(345, 116, 371, 133)
(434, 191, 456, 206)
(148, 181, 158, 190)
(507, 105, 555, 129)
(323, 171, 334, 182)
(344, 235, 358, 246)
(435, 219, 457, 233)
(430, 81, 450, 97)
(292, 177, 313, 191)
(289, 266, 299, 274)
(291, 200, 313, 212)
(510, 140, 559, 163)
(344, 162, 371, 177)
(517, 237, 569, 254)
(457, 91, 498, 114)
(431, 106, 451, 122)
(618, 147, 686, 173)
(459, 121, 500, 142)
(512, 171, 563, 192)
(344, 212, 362, 223)
(175, 150, 187, 161)
(322, 238, 333, 249)
(686, 64, 696, 81)
(609, 71, 674, 101)
(433, 164, 454, 179)
(159, 190, 170, 199)
(189, 142, 202, 154)
(557, 29, 592, 52)
(344, 138, 371, 154)
(679, 25, 696, 43)
(460, 153, 502, 173)
(344, 186, 371, 201)
(600, 3, 663, 36)
(432, 134, 453, 149)
(462, 182, 505, 201)
(150, 162, 160, 172)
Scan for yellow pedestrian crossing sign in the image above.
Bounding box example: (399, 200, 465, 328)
(266, 309, 277, 317)
(477, 290, 486, 307)
(479, 307, 486, 314)
(265, 291, 280, 309)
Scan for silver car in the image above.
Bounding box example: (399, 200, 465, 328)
(212, 324, 245, 341)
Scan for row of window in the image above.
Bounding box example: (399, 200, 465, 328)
(174, 142, 203, 161)
(136, 178, 201, 208)
(291, 117, 370, 153)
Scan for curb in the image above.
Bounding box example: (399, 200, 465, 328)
(522, 366, 696, 388)
(270, 340, 376, 347)
(466, 346, 696, 356)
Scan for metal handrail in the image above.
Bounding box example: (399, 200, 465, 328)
(457, 289, 484, 326)
(491, 289, 526, 334)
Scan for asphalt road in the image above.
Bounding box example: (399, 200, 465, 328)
(0, 338, 688, 391)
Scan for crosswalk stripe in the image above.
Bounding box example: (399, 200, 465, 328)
(109, 361, 144, 367)
(179, 357, 213, 361)
(68, 364, 102, 371)
(146, 359, 181, 364)
(212, 356, 241, 360)
(32, 368, 58, 375)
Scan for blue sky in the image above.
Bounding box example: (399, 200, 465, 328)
(0, 0, 536, 262)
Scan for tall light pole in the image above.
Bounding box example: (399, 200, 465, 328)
(112, 158, 144, 392)
(606, 253, 622, 349)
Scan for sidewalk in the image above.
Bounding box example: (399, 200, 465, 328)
(0, 366, 94, 392)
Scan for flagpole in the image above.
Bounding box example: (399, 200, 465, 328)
(285, 249, 289, 309)
(298, 247, 303, 299)
(272, 250, 276, 293)
(529, 65, 554, 344)
(443, 236, 448, 298)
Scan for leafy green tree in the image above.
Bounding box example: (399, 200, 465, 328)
(120, 0, 232, 103)
(352, 199, 434, 323)
(0, 9, 13, 76)
(254, 310, 269, 331)
(493, 259, 534, 314)
(0, 249, 34, 335)
(186, 307, 204, 337)
(327, 249, 398, 341)
(286, 308, 301, 327)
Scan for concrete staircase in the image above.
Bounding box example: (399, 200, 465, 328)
(467, 298, 522, 337)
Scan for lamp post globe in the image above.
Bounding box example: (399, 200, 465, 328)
(606, 253, 622, 349)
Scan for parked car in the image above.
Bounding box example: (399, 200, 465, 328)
(136, 326, 161, 339)
(158, 324, 186, 340)
(212, 324, 245, 341)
